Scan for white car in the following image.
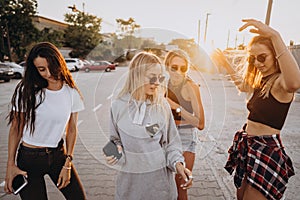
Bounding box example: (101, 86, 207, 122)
(65, 58, 84, 72)
(1, 62, 24, 79)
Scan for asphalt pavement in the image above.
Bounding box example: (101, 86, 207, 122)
(0, 70, 299, 200)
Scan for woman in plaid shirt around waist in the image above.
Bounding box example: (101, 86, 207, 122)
(211, 19, 300, 200)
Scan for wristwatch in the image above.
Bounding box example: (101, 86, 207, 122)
(176, 107, 182, 114)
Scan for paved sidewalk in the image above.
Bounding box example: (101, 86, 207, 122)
(0, 128, 235, 200)
(0, 73, 299, 200)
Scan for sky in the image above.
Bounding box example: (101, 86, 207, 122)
(36, 0, 300, 51)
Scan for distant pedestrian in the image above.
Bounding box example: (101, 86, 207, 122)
(104, 51, 193, 200)
(211, 19, 300, 200)
(164, 49, 205, 200)
(4, 42, 86, 200)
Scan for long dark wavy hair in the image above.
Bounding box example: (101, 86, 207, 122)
(7, 42, 81, 135)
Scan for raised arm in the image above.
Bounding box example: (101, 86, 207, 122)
(211, 49, 249, 92)
(239, 19, 300, 92)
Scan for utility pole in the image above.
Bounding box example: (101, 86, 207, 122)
(197, 19, 201, 45)
(204, 13, 211, 43)
(265, 0, 273, 25)
(235, 34, 238, 49)
(226, 30, 230, 49)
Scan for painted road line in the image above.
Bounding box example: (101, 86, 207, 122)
(92, 104, 102, 112)
(77, 120, 83, 126)
(209, 135, 215, 141)
(107, 94, 113, 100)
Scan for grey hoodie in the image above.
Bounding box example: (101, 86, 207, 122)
(109, 94, 184, 200)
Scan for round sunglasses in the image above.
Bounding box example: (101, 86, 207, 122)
(170, 65, 188, 73)
(147, 76, 165, 85)
(248, 54, 268, 64)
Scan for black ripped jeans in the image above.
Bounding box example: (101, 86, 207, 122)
(16, 139, 86, 200)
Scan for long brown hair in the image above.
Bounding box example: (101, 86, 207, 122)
(7, 42, 81, 135)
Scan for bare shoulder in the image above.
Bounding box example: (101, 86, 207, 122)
(183, 79, 201, 100)
(185, 79, 199, 91)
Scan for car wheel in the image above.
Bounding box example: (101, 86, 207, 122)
(85, 68, 90, 72)
(105, 68, 111, 72)
(75, 66, 79, 72)
(4, 78, 10, 82)
(14, 73, 22, 79)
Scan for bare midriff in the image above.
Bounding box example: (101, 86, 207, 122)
(246, 120, 280, 136)
(22, 142, 45, 148)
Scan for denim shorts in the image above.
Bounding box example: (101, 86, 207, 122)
(177, 127, 198, 153)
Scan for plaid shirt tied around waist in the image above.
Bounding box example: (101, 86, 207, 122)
(224, 125, 295, 200)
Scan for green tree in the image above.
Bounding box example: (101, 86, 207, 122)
(116, 17, 140, 36)
(37, 28, 64, 48)
(64, 11, 102, 58)
(0, 0, 39, 62)
(116, 17, 140, 49)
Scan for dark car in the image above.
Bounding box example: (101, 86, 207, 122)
(0, 64, 14, 82)
(81, 61, 116, 72)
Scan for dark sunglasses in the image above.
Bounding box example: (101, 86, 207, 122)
(248, 54, 267, 64)
(170, 65, 188, 73)
(147, 76, 165, 85)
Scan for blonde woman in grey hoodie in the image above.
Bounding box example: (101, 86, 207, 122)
(104, 51, 193, 200)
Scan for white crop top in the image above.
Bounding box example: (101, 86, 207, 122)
(19, 84, 84, 147)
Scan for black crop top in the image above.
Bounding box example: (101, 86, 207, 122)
(167, 79, 193, 121)
(247, 88, 292, 130)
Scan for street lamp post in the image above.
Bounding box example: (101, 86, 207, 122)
(5, 22, 12, 61)
(204, 13, 211, 43)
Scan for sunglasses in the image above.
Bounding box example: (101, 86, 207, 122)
(147, 76, 165, 85)
(145, 123, 160, 138)
(248, 54, 268, 64)
(170, 65, 188, 73)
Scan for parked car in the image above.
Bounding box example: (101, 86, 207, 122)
(65, 58, 84, 71)
(19, 61, 26, 67)
(0, 64, 14, 82)
(20, 59, 76, 72)
(81, 61, 116, 72)
(1, 62, 24, 79)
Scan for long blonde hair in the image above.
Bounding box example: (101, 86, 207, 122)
(242, 36, 280, 98)
(118, 51, 167, 105)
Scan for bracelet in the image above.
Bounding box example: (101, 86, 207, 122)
(66, 155, 73, 161)
(62, 165, 71, 170)
(174, 161, 186, 174)
(276, 48, 288, 59)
